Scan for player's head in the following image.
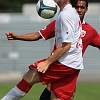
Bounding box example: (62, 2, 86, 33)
(75, 0, 88, 23)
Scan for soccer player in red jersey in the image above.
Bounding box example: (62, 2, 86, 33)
(39, 0, 100, 100)
(76, 0, 100, 55)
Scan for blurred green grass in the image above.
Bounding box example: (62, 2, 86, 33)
(0, 82, 100, 100)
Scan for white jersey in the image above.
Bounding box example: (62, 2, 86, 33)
(55, 4, 83, 69)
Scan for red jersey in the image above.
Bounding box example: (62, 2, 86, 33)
(39, 20, 55, 40)
(39, 20, 100, 56)
(82, 22, 100, 55)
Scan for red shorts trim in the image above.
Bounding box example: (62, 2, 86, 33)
(29, 59, 80, 100)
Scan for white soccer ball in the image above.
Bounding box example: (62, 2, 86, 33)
(36, 0, 57, 19)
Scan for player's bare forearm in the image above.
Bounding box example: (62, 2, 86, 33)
(37, 42, 71, 73)
(6, 32, 42, 41)
(46, 42, 71, 65)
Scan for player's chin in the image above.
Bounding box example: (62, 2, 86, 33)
(78, 14, 82, 17)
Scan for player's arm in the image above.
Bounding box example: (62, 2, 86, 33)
(37, 42, 71, 73)
(6, 20, 56, 41)
(6, 32, 42, 41)
(90, 29, 100, 49)
(46, 42, 71, 64)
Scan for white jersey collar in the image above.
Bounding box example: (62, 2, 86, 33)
(82, 20, 86, 24)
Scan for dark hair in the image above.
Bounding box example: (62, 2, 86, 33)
(78, 0, 88, 8)
(70, 0, 88, 8)
(70, 0, 78, 7)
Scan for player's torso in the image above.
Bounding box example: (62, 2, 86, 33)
(55, 4, 80, 47)
(55, 5, 83, 69)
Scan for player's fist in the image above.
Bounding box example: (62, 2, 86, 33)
(6, 32, 17, 40)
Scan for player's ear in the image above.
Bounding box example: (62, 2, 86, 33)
(86, 8, 88, 13)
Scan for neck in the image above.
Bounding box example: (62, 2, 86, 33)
(81, 20, 83, 23)
(81, 18, 84, 23)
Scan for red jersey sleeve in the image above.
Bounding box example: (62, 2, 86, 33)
(90, 26, 100, 49)
(39, 20, 56, 40)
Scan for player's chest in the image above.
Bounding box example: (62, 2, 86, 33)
(81, 29, 93, 44)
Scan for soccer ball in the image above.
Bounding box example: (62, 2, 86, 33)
(36, 0, 57, 19)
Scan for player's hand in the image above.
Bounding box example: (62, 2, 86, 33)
(6, 32, 17, 40)
(37, 61, 49, 73)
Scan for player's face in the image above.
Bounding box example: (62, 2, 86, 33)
(75, 1, 88, 22)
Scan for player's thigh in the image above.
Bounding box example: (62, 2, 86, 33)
(23, 69, 40, 85)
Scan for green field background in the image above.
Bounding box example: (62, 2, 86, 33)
(0, 82, 100, 100)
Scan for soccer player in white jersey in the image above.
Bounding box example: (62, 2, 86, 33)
(1, 0, 83, 100)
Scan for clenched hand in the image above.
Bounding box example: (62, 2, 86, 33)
(6, 32, 17, 40)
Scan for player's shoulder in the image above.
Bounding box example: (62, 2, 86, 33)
(83, 22, 98, 34)
(60, 9, 78, 21)
(45, 20, 56, 28)
(83, 22, 96, 30)
(83, 22, 91, 27)
(61, 5, 73, 16)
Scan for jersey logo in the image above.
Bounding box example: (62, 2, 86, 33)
(81, 30, 86, 37)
